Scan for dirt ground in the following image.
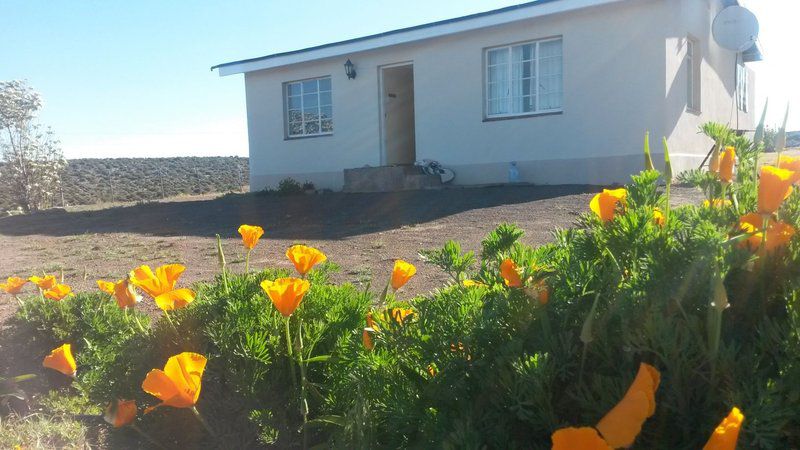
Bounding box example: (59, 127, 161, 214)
(0, 184, 702, 324)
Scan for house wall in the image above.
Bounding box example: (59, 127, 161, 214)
(661, 0, 756, 176)
(244, 0, 748, 191)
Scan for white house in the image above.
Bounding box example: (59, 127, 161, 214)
(213, 0, 760, 192)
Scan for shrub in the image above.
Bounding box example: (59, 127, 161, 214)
(10, 123, 800, 448)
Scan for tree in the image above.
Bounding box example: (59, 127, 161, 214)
(0, 80, 66, 212)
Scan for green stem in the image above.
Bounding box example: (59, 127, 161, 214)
(245, 249, 251, 274)
(163, 310, 182, 342)
(13, 294, 23, 307)
(285, 317, 298, 393)
(190, 406, 216, 438)
(761, 215, 770, 251)
(131, 313, 147, 334)
(298, 318, 309, 450)
(130, 423, 168, 450)
(665, 182, 671, 218)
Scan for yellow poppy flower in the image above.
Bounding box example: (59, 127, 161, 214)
(43, 343, 76, 378)
(552, 427, 612, 450)
(703, 407, 744, 450)
(260, 277, 310, 317)
(97, 280, 116, 295)
(104, 399, 137, 428)
(462, 279, 486, 287)
(29, 275, 57, 290)
(390, 260, 416, 290)
(1, 276, 28, 294)
(719, 146, 736, 183)
(237, 224, 264, 250)
(778, 155, 800, 183)
(500, 258, 523, 288)
(758, 166, 795, 214)
(43, 284, 74, 301)
(385, 308, 415, 325)
(154, 288, 195, 311)
(703, 199, 732, 208)
(142, 352, 207, 410)
(286, 245, 327, 275)
(653, 208, 666, 227)
(590, 188, 627, 222)
(596, 363, 661, 448)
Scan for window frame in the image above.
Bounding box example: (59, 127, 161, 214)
(736, 61, 748, 113)
(483, 36, 564, 120)
(686, 37, 701, 113)
(283, 76, 333, 139)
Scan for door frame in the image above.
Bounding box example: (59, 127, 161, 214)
(378, 61, 415, 166)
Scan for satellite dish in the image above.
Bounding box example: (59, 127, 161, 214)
(712, 5, 759, 52)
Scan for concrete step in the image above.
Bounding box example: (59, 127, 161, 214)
(343, 165, 442, 193)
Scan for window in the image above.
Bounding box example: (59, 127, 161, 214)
(285, 76, 332, 138)
(736, 61, 748, 112)
(485, 38, 562, 118)
(686, 38, 701, 112)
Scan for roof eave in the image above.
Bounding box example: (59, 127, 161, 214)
(211, 0, 623, 76)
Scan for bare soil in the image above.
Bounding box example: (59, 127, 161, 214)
(0, 184, 703, 448)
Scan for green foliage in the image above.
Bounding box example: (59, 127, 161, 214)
(11, 127, 800, 448)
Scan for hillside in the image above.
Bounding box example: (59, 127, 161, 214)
(1, 156, 248, 210)
(788, 131, 800, 148)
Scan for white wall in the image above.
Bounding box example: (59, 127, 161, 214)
(244, 0, 747, 191)
(661, 0, 756, 176)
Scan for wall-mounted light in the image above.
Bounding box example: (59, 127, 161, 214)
(344, 59, 357, 80)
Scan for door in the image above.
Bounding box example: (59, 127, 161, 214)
(381, 64, 416, 165)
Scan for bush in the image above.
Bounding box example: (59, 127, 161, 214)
(11, 124, 800, 448)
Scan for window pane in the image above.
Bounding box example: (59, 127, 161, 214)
(488, 99, 507, 115)
(302, 80, 318, 94)
(488, 48, 508, 66)
(321, 119, 333, 133)
(305, 121, 320, 135)
(302, 93, 318, 108)
(320, 105, 332, 119)
(540, 40, 562, 58)
(488, 64, 505, 84)
(303, 107, 319, 122)
(288, 109, 302, 123)
(539, 56, 562, 77)
(287, 83, 301, 96)
(288, 96, 302, 109)
(319, 91, 332, 106)
(288, 122, 304, 136)
(318, 77, 331, 91)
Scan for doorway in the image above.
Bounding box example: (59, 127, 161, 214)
(380, 64, 416, 166)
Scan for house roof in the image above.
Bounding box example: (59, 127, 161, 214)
(212, 0, 762, 75)
(211, 0, 622, 76)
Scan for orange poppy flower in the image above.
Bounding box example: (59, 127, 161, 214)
(703, 199, 732, 208)
(260, 277, 310, 317)
(738, 213, 796, 254)
(778, 155, 800, 183)
(758, 166, 795, 214)
(590, 188, 627, 222)
(1, 276, 28, 294)
(524, 279, 550, 305)
(552, 427, 612, 450)
(653, 208, 666, 227)
(390, 260, 416, 290)
(129, 264, 186, 297)
(426, 364, 438, 377)
(718, 146, 736, 183)
(104, 399, 137, 428)
(500, 258, 523, 288)
(43, 284, 74, 301)
(43, 343, 76, 378)
(154, 288, 196, 311)
(29, 275, 57, 290)
(141, 352, 207, 410)
(362, 327, 375, 350)
(286, 245, 327, 275)
(596, 363, 661, 448)
(97, 280, 116, 295)
(703, 407, 744, 450)
(113, 279, 142, 309)
(238, 224, 264, 250)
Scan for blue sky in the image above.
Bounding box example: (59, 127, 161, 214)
(2, 0, 796, 159)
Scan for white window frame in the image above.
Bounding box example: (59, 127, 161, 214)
(686, 37, 701, 113)
(484, 37, 563, 119)
(736, 61, 748, 113)
(284, 76, 333, 138)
